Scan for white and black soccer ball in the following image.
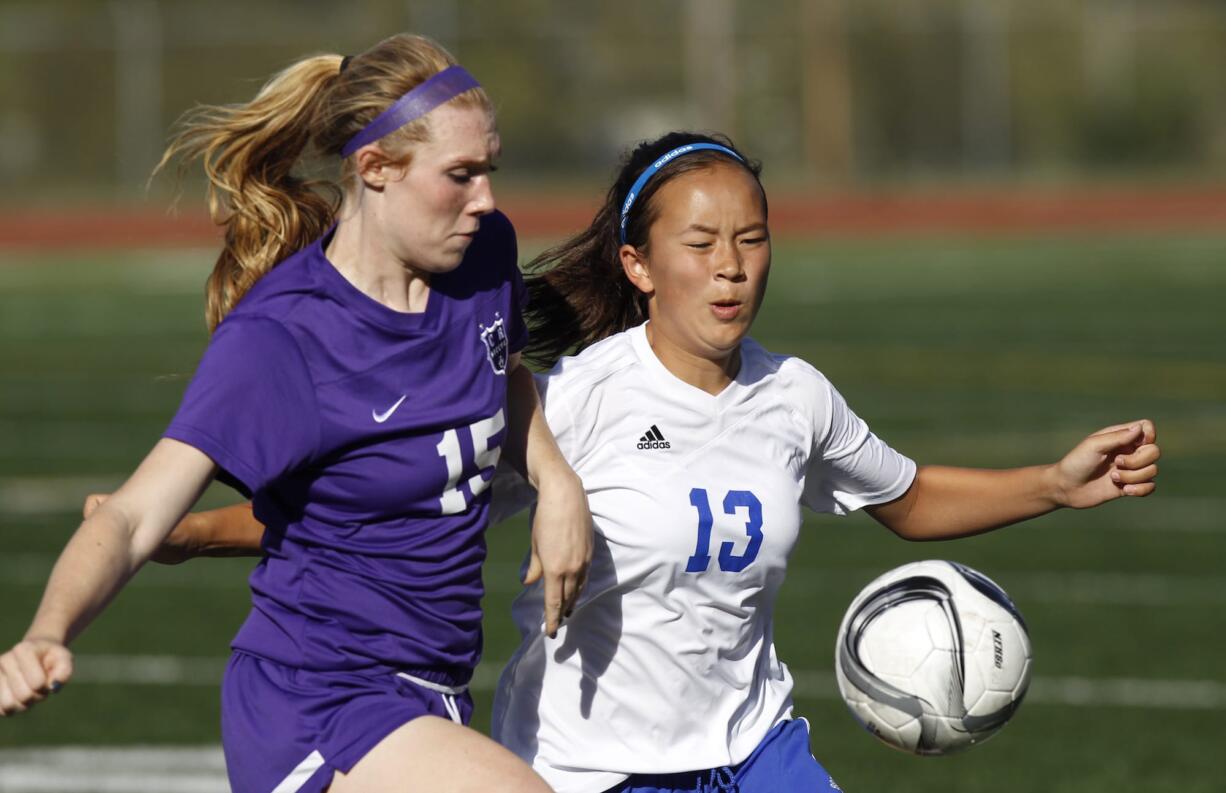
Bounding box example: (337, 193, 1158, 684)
(834, 560, 1032, 755)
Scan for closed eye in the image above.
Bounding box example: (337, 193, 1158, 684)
(448, 164, 498, 185)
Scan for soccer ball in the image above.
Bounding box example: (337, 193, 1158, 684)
(833, 560, 1032, 755)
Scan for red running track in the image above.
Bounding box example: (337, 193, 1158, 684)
(2, 187, 1225, 251)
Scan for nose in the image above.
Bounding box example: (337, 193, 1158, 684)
(469, 176, 496, 216)
(714, 240, 746, 282)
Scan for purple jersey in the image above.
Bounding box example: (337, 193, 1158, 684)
(165, 210, 525, 684)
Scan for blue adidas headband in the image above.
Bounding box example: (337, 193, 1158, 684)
(618, 142, 745, 244)
(341, 65, 481, 158)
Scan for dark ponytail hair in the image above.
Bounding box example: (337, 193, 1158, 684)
(523, 131, 764, 368)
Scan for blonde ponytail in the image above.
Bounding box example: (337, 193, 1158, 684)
(157, 34, 492, 331)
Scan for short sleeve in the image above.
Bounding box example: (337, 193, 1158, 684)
(506, 235, 529, 355)
(801, 377, 916, 515)
(164, 317, 320, 498)
(488, 369, 579, 524)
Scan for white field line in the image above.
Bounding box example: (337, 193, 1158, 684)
(1, 672, 1222, 793)
(787, 670, 1226, 710)
(0, 477, 124, 516)
(0, 554, 252, 590)
(3, 554, 1224, 606)
(780, 568, 1226, 607)
(2, 476, 1223, 533)
(57, 654, 1226, 711)
(0, 746, 227, 793)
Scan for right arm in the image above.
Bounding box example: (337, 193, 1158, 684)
(0, 438, 216, 716)
(77, 315, 317, 568)
(84, 496, 266, 564)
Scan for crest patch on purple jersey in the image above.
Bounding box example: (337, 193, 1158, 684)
(479, 313, 509, 374)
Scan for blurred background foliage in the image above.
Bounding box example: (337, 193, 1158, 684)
(2, 0, 1225, 205)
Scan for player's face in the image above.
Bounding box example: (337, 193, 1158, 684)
(632, 163, 770, 361)
(381, 104, 500, 273)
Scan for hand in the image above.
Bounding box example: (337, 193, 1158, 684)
(0, 637, 73, 716)
(82, 492, 108, 519)
(1051, 420, 1159, 509)
(523, 470, 592, 638)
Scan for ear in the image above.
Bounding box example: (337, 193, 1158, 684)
(620, 244, 654, 296)
(354, 145, 396, 190)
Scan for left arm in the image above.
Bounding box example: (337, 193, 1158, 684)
(501, 353, 593, 637)
(869, 420, 1159, 541)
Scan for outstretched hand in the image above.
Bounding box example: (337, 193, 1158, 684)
(0, 637, 73, 716)
(1052, 420, 1159, 509)
(523, 471, 592, 638)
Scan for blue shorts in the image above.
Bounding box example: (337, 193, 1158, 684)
(221, 651, 473, 793)
(607, 719, 843, 793)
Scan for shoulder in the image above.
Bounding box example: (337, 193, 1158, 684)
(535, 328, 640, 404)
(741, 337, 833, 396)
(226, 243, 320, 323)
(209, 314, 309, 369)
(530, 329, 639, 457)
(740, 338, 843, 438)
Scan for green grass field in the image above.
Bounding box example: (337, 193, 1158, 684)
(1, 233, 1224, 791)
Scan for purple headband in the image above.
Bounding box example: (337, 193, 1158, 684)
(340, 65, 481, 158)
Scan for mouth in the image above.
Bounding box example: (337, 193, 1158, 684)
(709, 299, 743, 321)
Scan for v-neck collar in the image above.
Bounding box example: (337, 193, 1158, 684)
(629, 322, 749, 410)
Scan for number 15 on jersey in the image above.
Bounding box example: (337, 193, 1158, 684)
(436, 409, 505, 515)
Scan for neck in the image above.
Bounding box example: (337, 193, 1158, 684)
(646, 322, 740, 396)
(326, 203, 431, 313)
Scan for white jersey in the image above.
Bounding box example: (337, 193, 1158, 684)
(490, 323, 915, 793)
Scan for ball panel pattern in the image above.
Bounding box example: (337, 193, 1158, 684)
(834, 560, 1032, 755)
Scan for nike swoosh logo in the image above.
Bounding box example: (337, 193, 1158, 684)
(372, 394, 407, 424)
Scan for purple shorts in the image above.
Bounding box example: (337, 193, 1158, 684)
(606, 719, 844, 793)
(221, 651, 473, 793)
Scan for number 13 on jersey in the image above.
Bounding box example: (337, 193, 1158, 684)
(685, 487, 764, 573)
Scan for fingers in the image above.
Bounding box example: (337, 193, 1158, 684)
(1090, 419, 1154, 438)
(523, 550, 566, 637)
(15, 643, 53, 697)
(43, 645, 74, 689)
(1085, 424, 1144, 454)
(542, 574, 563, 638)
(1110, 440, 1159, 495)
(0, 642, 70, 716)
(1088, 419, 1157, 448)
(527, 554, 590, 637)
(83, 492, 109, 519)
(565, 568, 589, 618)
(522, 552, 543, 586)
(0, 654, 36, 714)
(1111, 464, 1158, 486)
(0, 673, 19, 716)
(1114, 443, 1160, 471)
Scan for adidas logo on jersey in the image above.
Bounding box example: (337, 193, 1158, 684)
(637, 424, 671, 450)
